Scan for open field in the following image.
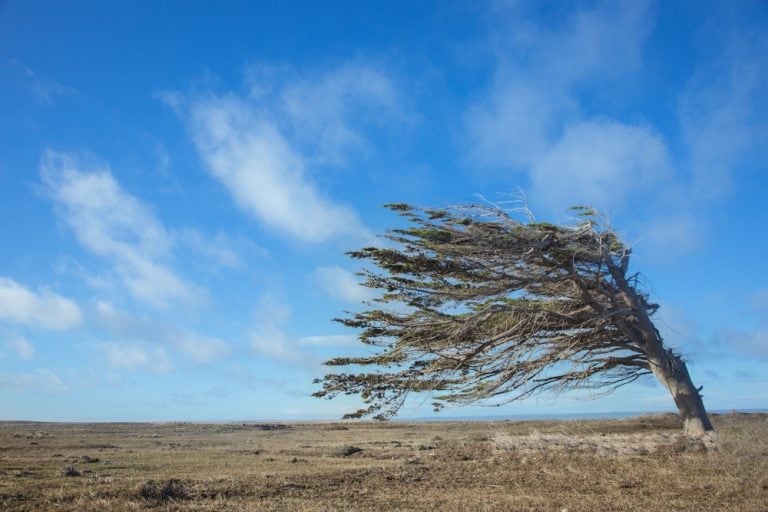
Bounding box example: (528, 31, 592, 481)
(0, 413, 766, 511)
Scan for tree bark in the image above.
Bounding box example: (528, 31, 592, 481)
(606, 261, 715, 442)
(648, 348, 715, 440)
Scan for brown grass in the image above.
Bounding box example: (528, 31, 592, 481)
(0, 412, 765, 511)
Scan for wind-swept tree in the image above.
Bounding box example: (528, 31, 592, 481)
(314, 203, 715, 440)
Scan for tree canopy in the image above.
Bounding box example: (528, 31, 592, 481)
(314, 203, 714, 439)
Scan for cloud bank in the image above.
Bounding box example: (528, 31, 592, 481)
(0, 277, 81, 330)
(466, 1, 661, 212)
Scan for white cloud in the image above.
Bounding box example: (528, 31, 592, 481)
(529, 120, 673, 211)
(188, 96, 370, 244)
(502, 1, 651, 85)
(251, 323, 302, 363)
(92, 299, 149, 335)
(0, 277, 81, 330)
(276, 64, 399, 164)
(249, 291, 361, 362)
(722, 327, 768, 360)
(314, 265, 374, 303)
(40, 150, 202, 309)
(469, 2, 767, 220)
(176, 228, 249, 269)
(250, 294, 321, 367)
(172, 64, 400, 244)
(173, 331, 231, 363)
(98, 341, 173, 373)
(464, 2, 667, 214)
(91, 300, 231, 364)
(0, 369, 68, 392)
(466, 80, 572, 172)
(462, 2, 768, 272)
(639, 212, 704, 260)
(469, 1, 651, 167)
(3, 336, 35, 360)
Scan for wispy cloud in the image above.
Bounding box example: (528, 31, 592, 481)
(720, 327, 768, 361)
(467, 2, 660, 211)
(97, 340, 173, 373)
(91, 300, 231, 364)
(250, 294, 323, 367)
(655, 305, 700, 354)
(707, 289, 768, 362)
(169, 64, 399, 244)
(250, 293, 301, 362)
(529, 119, 673, 212)
(466, 2, 660, 213)
(186, 96, 369, 243)
(313, 265, 374, 303)
(172, 330, 231, 363)
(9, 60, 76, 107)
(639, 212, 705, 259)
(226, 364, 311, 397)
(753, 289, 768, 313)
(251, 322, 303, 364)
(467, 79, 572, 172)
(175, 228, 255, 270)
(0, 277, 81, 330)
(468, 1, 768, 231)
(0, 369, 68, 393)
(678, 6, 768, 199)
(269, 64, 400, 165)
(493, 1, 651, 85)
(3, 336, 35, 360)
(656, 296, 768, 363)
(40, 150, 203, 309)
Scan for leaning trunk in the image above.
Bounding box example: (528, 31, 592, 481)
(648, 348, 715, 440)
(605, 260, 715, 442)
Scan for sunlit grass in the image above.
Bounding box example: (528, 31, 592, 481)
(0, 413, 765, 511)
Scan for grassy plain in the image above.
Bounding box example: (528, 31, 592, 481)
(0, 413, 766, 511)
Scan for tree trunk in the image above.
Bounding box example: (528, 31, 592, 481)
(605, 265, 716, 442)
(648, 348, 715, 440)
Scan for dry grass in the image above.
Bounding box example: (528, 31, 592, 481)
(0, 413, 765, 511)
(492, 429, 682, 456)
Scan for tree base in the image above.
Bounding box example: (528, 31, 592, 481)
(683, 418, 718, 449)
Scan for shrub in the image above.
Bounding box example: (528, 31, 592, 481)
(138, 479, 191, 502)
(60, 465, 81, 477)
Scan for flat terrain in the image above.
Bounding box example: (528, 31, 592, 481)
(0, 413, 766, 511)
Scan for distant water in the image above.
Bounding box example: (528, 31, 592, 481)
(169, 408, 768, 424)
(395, 411, 654, 422)
(393, 408, 768, 423)
(13, 408, 762, 424)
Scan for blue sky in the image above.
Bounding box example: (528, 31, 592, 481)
(0, 1, 766, 421)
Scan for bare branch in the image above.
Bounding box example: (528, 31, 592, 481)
(314, 202, 714, 438)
